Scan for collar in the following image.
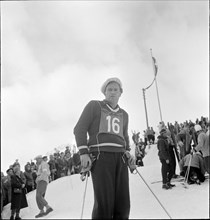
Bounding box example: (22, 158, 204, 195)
(103, 100, 120, 112)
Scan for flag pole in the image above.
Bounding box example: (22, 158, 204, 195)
(142, 88, 149, 129)
(150, 48, 163, 122)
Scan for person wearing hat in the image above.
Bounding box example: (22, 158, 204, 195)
(10, 163, 28, 220)
(74, 77, 135, 219)
(2, 168, 14, 208)
(34, 155, 53, 218)
(193, 124, 209, 174)
(157, 128, 175, 189)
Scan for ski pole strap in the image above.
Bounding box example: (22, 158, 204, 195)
(80, 171, 90, 181)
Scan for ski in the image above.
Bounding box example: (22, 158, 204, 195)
(152, 174, 209, 185)
(167, 123, 180, 163)
(151, 176, 184, 184)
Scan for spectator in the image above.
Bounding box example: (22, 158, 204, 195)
(177, 124, 192, 159)
(42, 156, 48, 163)
(65, 146, 71, 155)
(135, 141, 145, 167)
(147, 127, 155, 144)
(1, 172, 5, 219)
(143, 130, 148, 146)
(34, 155, 53, 218)
(10, 163, 28, 220)
(165, 129, 178, 178)
(2, 168, 13, 206)
(54, 153, 62, 179)
(30, 163, 37, 189)
(179, 151, 206, 184)
(24, 163, 34, 193)
(48, 155, 57, 181)
(194, 124, 209, 174)
(157, 128, 175, 190)
(71, 152, 81, 174)
(64, 152, 72, 176)
(57, 152, 66, 177)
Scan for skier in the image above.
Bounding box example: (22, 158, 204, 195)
(179, 151, 206, 184)
(157, 128, 175, 189)
(74, 77, 135, 219)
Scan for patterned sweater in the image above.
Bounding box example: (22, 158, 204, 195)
(74, 100, 130, 155)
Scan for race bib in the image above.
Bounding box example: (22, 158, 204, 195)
(99, 108, 124, 138)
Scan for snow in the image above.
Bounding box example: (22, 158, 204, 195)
(2, 144, 209, 219)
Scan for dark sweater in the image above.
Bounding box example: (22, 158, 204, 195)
(74, 100, 130, 155)
(157, 135, 170, 161)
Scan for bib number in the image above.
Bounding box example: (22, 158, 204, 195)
(106, 116, 120, 134)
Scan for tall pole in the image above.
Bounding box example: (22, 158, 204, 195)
(142, 88, 149, 129)
(150, 49, 163, 122)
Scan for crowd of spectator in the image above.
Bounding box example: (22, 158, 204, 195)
(133, 116, 209, 186)
(1, 146, 81, 214)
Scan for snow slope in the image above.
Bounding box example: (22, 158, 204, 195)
(2, 144, 209, 219)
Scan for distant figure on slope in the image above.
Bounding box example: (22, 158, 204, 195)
(193, 124, 209, 174)
(179, 151, 206, 184)
(177, 124, 192, 159)
(147, 127, 155, 144)
(134, 139, 146, 167)
(157, 128, 175, 190)
(74, 77, 135, 219)
(34, 155, 53, 218)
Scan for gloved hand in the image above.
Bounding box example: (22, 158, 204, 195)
(80, 154, 92, 170)
(124, 151, 136, 173)
(80, 154, 92, 181)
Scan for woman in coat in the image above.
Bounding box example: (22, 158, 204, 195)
(10, 163, 28, 220)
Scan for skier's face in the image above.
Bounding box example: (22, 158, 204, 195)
(104, 82, 122, 106)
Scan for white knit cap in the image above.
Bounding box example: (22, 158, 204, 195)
(101, 77, 123, 95)
(194, 124, 202, 132)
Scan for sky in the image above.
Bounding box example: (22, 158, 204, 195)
(1, 145, 209, 219)
(1, 1, 209, 173)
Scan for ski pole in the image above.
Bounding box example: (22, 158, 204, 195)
(80, 172, 89, 220)
(135, 168, 172, 219)
(183, 153, 192, 187)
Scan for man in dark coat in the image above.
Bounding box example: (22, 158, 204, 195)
(157, 128, 175, 190)
(10, 163, 28, 220)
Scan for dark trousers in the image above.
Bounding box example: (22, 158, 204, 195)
(168, 145, 176, 176)
(160, 159, 173, 184)
(91, 152, 130, 219)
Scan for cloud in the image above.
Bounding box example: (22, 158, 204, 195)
(1, 1, 208, 173)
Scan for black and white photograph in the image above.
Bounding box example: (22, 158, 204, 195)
(1, 1, 209, 219)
